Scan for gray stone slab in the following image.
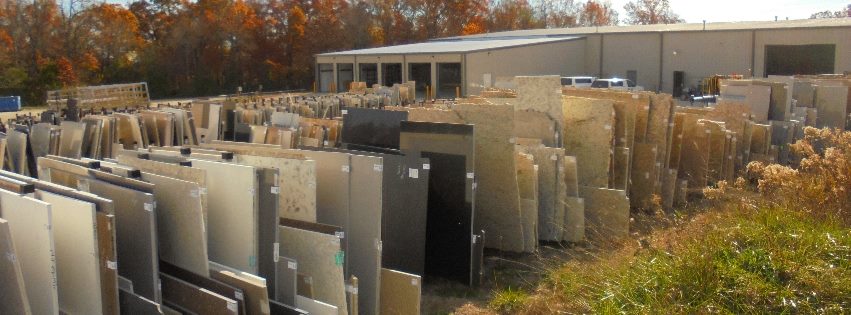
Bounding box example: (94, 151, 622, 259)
(81, 178, 161, 303)
(141, 172, 209, 277)
(347, 154, 383, 315)
(275, 256, 298, 306)
(814, 85, 849, 129)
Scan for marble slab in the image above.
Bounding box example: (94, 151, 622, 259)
(379, 268, 421, 315)
(0, 189, 58, 315)
(36, 191, 103, 314)
(0, 218, 31, 315)
(278, 226, 348, 315)
(563, 96, 614, 188)
(191, 159, 259, 274)
(578, 187, 630, 240)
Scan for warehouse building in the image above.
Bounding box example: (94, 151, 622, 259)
(315, 18, 851, 98)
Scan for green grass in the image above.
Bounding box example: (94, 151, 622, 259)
(511, 202, 851, 314)
(489, 287, 529, 313)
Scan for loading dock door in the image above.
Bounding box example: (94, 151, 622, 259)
(409, 63, 431, 100)
(765, 44, 835, 76)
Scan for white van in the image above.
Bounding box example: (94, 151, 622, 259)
(591, 78, 643, 91)
(561, 76, 595, 88)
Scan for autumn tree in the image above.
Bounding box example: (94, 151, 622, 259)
(536, 0, 579, 28)
(578, 0, 618, 26)
(623, 0, 684, 25)
(490, 0, 544, 32)
(810, 4, 851, 19)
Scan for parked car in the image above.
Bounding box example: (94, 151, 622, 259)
(561, 76, 595, 88)
(591, 78, 643, 91)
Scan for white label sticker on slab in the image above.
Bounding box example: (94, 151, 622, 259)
(107, 261, 117, 270)
(409, 168, 419, 179)
(234, 291, 244, 301)
(411, 278, 419, 286)
(227, 301, 238, 312)
(373, 164, 383, 172)
(550, 155, 558, 161)
(323, 141, 329, 146)
(509, 137, 516, 144)
(423, 163, 430, 170)
(271, 186, 280, 194)
(273, 243, 279, 260)
(604, 125, 612, 130)
(341, 165, 350, 173)
(144, 203, 154, 212)
(288, 261, 297, 270)
(341, 110, 348, 115)
(199, 188, 208, 195)
(632, 94, 639, 99)
(335, 231, 345, 239)
(466, 172, 474, 179)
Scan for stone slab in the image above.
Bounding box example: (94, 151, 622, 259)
(379, 268, 421, 315)
(514, 152, 538, 249)
(562, 196, 585, 242)
(563, 97, 614, 188)
(629, 142, 658, 210)
(578, 186, 629, 240)
(0, 189, 58, 315)
(191, 159, 259, 274)
(0, 218, 30, 315)
(455, 104, 524, 252)
(814, 85, 849, 129)
(141, 172, 209, 277)
(36, 191, 103, 315)
(278, 226, 347, 315)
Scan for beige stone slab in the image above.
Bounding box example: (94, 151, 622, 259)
(347, 154, 383, 315)
(0, 218, 31, 315)
(563, 156, 578, 196)
(612, 147, 631, 192)
(0, 189, 58, 315)
(629, 142, 658, 210)
(562, 89, 646, 148)
(661, 169, 678, 211)
(578, 187, 629, 240)
(279, 226, 347, 315)
(514, 76, 565, 136)
(517, 146, 564, 243)
(379, 268, 421, 315)
(140, 172, 209, 277)
(234, 154, 317, 222)
(36, 191, 103, 315)
(814, 85, 849, 129)
(191, 159, 259, 274)
(563, 96, 614, 188)
(674, 179, 688, 206)
(647, 94, 673, 170)
(514, 152, 538, 250)
(678, 115, 709, 189)
(116, 154, 209, 217)
(454, 104, 524, 252)
(296, 295, 338, 315)
(210, 262, 270, 315)
(749, 123, 771, 155)
(562, 196, 585, 242)
(720, 84, 771, 123)
(701, 120, 727, 184)
(513, 110, 557, 147)
(754, 80, 792, 122)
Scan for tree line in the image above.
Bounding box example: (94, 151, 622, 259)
(0, 0, 709, 105)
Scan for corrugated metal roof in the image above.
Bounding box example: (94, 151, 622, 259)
(440, 17, 851, 40)
(317, 36, 582, 56)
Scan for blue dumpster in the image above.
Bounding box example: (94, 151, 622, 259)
(0, 96, 21, 112)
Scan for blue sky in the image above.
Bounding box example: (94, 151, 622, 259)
(608, 0, 850, 23)
(97, 0, 848, 24)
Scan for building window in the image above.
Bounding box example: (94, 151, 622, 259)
(318, 63, 333, 93)
(765, 44, 835, 76)
(409, 63, 431, 100)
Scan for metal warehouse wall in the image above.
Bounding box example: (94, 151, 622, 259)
(464, 39, 587, 96)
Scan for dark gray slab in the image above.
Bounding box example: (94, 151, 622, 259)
(119, 288, 164, 315)
(257, 167, 279, 298)
(399, 121, 480, 286)
(81, 178, 161, 303)
(275, 256, 298, 306)
(341, 107, 408, 149)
